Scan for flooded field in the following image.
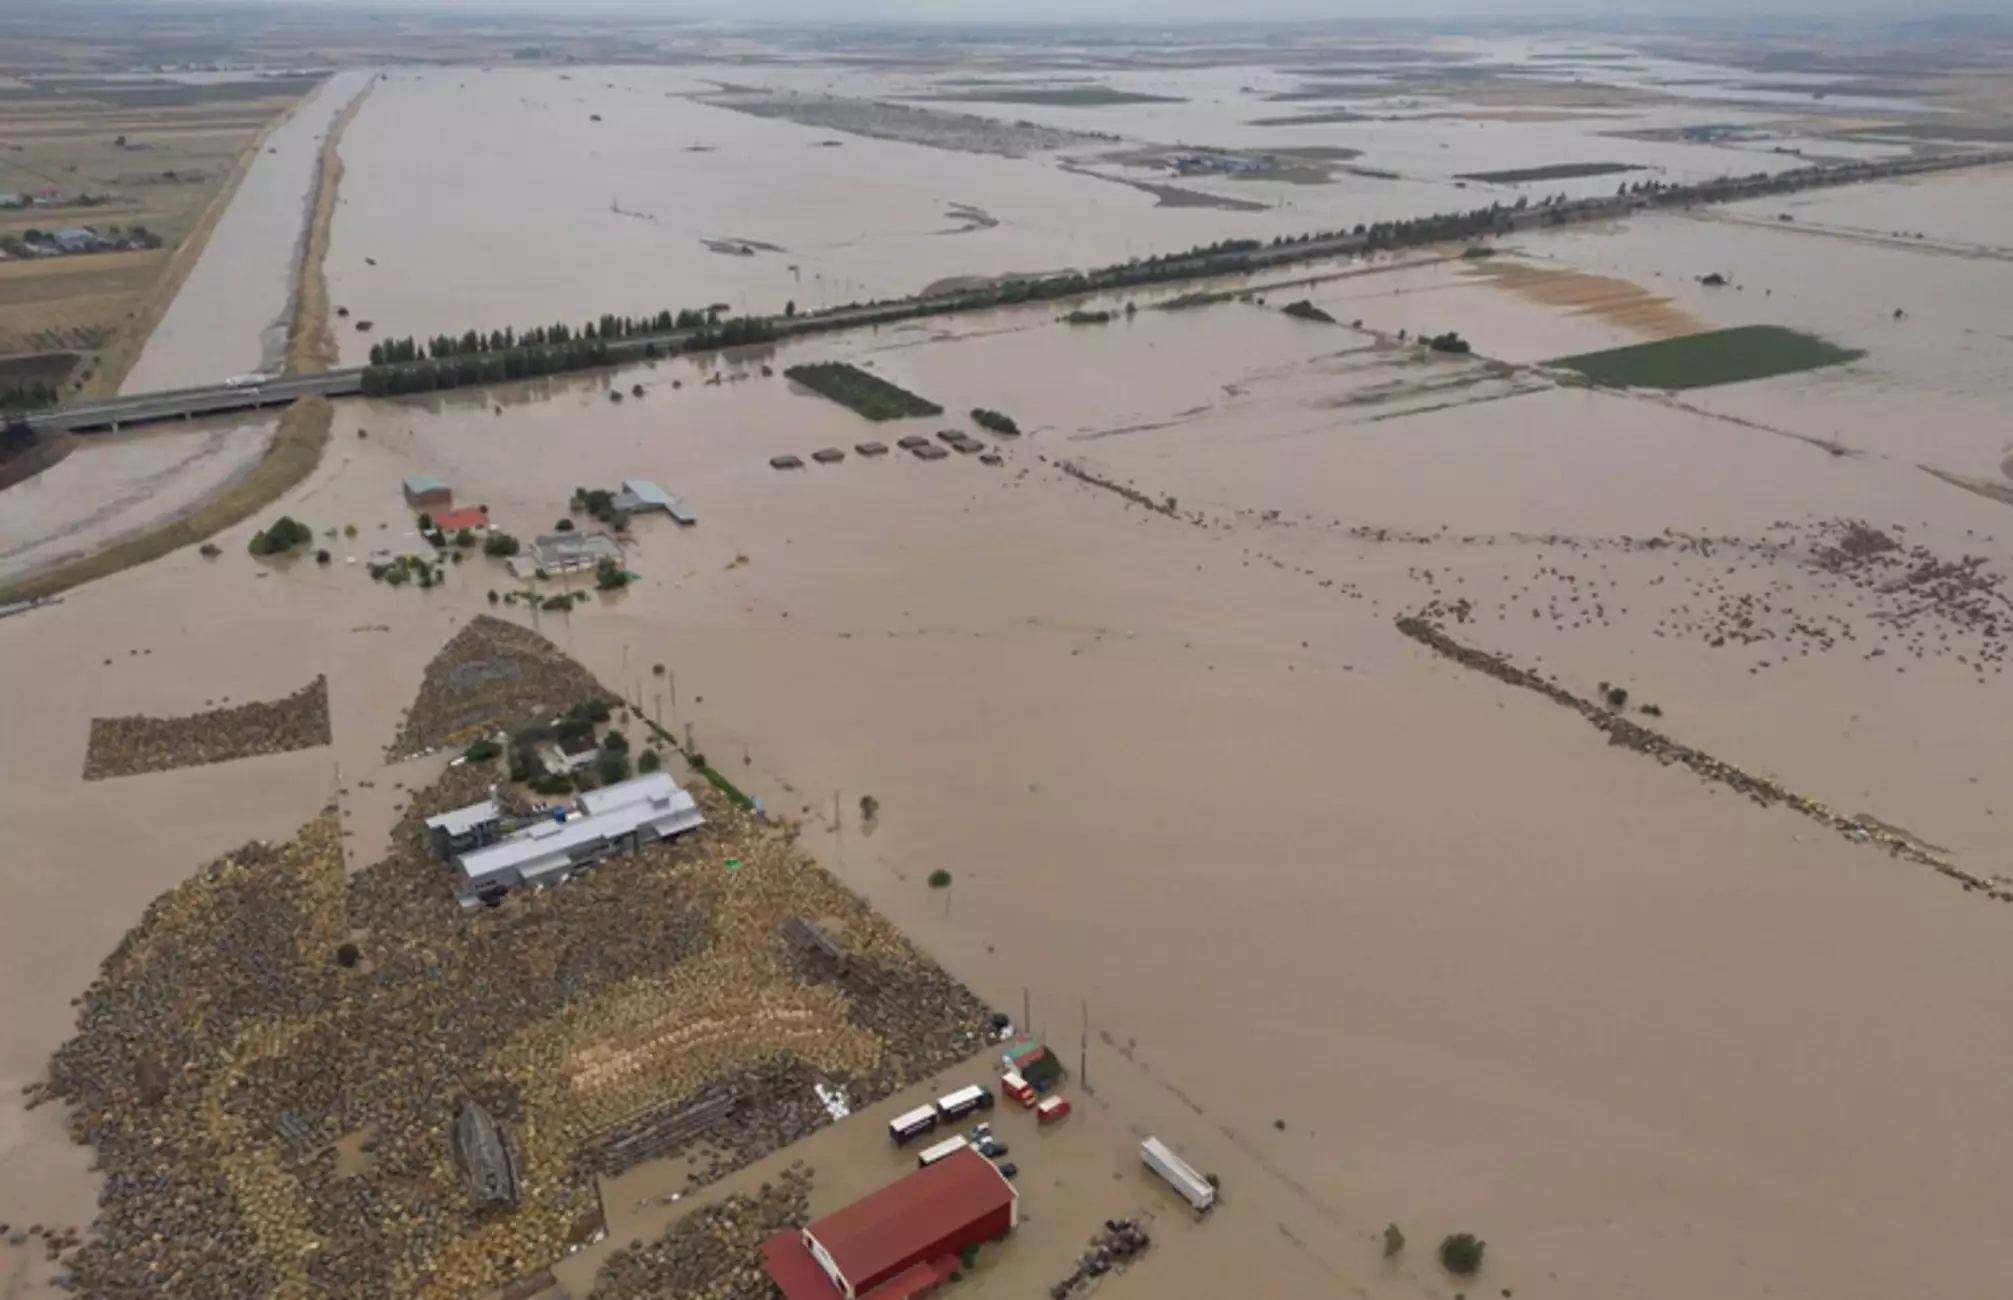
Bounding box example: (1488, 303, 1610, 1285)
(9, 25, 2013, 1300)
(11, 191, 2013, 1298)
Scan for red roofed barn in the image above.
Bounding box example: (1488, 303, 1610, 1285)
(763, 1147, 1018, 1300)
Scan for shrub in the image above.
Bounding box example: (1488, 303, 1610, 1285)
(970, 407, 1019, 436)
(455, 528, 475, 548)
(1640, 702, 1663, 717)
(248, 515, 313, 557)
(1605, 685, 1629, 709)
(344, 523, 358, 537)
(638, 749, 662, 774)
(598, 750, 632, 784)
(602, 729, 630, 753)
(928, 869, 953, 889)
(1439, 1233, 1485, 1277)
(335, 943, 360, 968)
(508, 751, 536, 783)
(416, 513, 434, 531)
(1383, 1224, 1406, 1259)
(540, 595, 571, 612)
(530, 774, 574, 797)
(555, 518, 575, 532)
(487, 589, 500, 604)
(594, 556, 631, 591)
(464, 738, 502, 763)
(959, 1244, 979, 1270)
(199, 543, 222, 558)
(652, 663, 666, 676)
(860, 794, 879, 820)
(483, 531, 521, 558)
(1282, 299, 1336, 323)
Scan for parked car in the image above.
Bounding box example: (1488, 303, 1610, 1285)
(997, 1162, 1018, 1180)
(977, 1139, 1009, 1159)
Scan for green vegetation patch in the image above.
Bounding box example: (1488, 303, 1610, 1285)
(1457, 162, 1641, 184)
(1550, 326, 1863, 391)
(930, 87, 1185, 106)
(783, 361, 943, 421)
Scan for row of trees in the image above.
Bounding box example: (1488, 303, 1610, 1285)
(365, 308, 730, 367)
(0, 380, 59, 412)
(360, 316, 780, 397)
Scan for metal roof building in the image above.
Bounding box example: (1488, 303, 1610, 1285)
(425, 795, 503, 856)
(614, 479, 695, 525)
(763, 1148, 1018, 1300)
(403, 474, 452, 507)
(452, 773, 703, 906)
(512, 531, 620, 577)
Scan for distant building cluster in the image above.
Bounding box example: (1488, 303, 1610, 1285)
(1167, 151, 1276, 175)
(2, 223, 163, 257)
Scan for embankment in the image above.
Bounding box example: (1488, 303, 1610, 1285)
(286, 74, 376, 374)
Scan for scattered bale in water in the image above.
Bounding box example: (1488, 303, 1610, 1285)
(950, 439, 983, 455)
(769, 455, 805, 471)
(935, 430, 964, 444)
(911, 444, 949, 461)
(855, 442, 889, 456)
(811, 448, 846, 465)
(980, 453, 1004, 466)
(896, 435, 931, 451)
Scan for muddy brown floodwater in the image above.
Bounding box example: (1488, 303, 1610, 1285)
(8, 215, 2013, 1300)
(8, 41, 2013, 1300)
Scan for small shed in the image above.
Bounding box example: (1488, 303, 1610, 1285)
(403, 475, 452, 508)
(51, 227, 99, 253)
(433, 506, 489, 533)
(615, 479, 695, 525)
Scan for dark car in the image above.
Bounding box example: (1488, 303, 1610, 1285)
(978, 1139, 1009, 1159)
(997, 1162, 1018, 1180)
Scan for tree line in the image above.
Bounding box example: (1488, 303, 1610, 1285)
(360, 311, 781, 397)
(1, 380, 60, 412)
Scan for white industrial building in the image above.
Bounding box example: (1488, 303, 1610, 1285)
(451, 773, 704, 907)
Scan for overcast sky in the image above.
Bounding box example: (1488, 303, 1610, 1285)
(247, 0, 1990, 18)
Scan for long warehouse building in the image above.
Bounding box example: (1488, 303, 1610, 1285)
(451, 772, 703, 906)
(762, 1147, 1017, 1300)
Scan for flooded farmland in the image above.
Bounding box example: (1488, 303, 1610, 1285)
(8, 26, 2013, 1300)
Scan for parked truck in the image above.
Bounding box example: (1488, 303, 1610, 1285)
(1141, 1136, 1215, 1212)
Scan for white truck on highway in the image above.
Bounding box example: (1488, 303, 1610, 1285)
(223, 372, 273, 390)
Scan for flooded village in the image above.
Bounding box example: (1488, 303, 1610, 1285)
(5, 10, 2013, 1300)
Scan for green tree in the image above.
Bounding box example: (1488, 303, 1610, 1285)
(1383, 1224, 1405, 1259)
(638, 749, 662, 774)
(335, 943, 360, 968)
(928, 869, 953, 889)
(1439, 1233, 1485, 1277)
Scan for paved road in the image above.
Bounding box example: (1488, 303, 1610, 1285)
(17, 148, 2010, 438)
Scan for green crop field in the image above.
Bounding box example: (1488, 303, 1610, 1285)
(1550, 326, 1864, 390)
(783, 361, 942, 420)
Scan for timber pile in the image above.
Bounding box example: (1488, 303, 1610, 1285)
(82, 675, 332, 779)
(586, 1168, 813, 1300)
(386, 615, 608, 758)
(38, 634, 993, 1299)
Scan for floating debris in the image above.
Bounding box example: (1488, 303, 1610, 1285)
(83, 675, 332, 780)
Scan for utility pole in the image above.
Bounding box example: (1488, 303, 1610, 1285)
(1081, 999, 1091, 1095)
(834, 789, 842, 868)
(1022, 987, 1030, 1033)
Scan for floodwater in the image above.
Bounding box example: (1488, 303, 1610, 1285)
(118, 69, 374, 394)
(7, 211, 2013, 1300)
(0, 419, 274, 586)
(318, 60, 1878, 369)
(13, 40, 2013, 1300)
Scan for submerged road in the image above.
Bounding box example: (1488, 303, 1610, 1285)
(17, 146, 2012, 437)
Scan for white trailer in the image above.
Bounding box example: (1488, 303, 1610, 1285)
(934, 1084, 992, 1120)
(888, 1105, 939, 1146)
(223, 372, 272, 390)
(1141, 1136, 1215, 1212)
(916, 1135, 970, 1168)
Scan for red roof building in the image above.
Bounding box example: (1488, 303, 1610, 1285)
(431, 506, 489, 532)
(763, 1147, 1018, 1300)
